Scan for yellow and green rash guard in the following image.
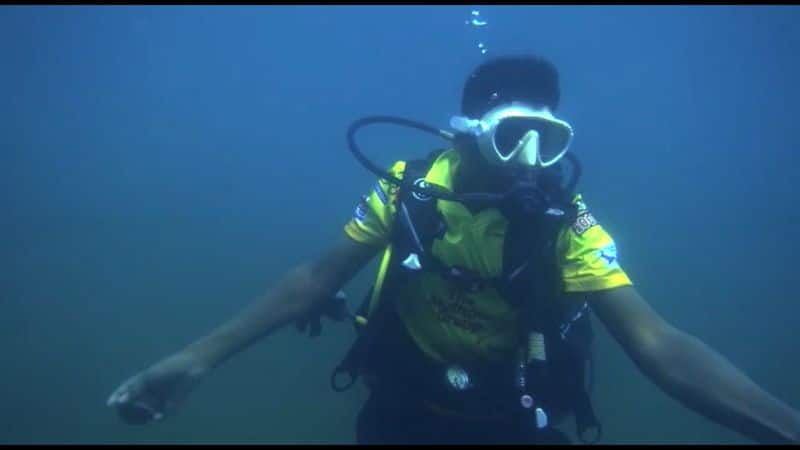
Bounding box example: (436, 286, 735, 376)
(344, 149, 633, 365)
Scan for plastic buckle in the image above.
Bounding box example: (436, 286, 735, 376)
(520, 394, 549, 429)
(402, 253, 422, 271)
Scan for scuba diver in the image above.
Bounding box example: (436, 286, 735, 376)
(107, 55, 800, 444)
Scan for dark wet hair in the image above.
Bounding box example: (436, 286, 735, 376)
(461, 55, 561, 118)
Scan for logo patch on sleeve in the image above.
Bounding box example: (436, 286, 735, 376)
(572, 211, 598, 236)
(353, 196, 369, 223)
(597, 243, 620, 269)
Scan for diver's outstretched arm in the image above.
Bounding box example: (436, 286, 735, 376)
(107, 235, 380, 424)
(586, 285, 800, 443)
(184, 235, 379, 369)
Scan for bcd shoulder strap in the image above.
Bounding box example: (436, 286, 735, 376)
(329, 149, 446, 392)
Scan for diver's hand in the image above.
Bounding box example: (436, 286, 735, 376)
(106, 351, 208, 425)
(295, 290, 350, 338)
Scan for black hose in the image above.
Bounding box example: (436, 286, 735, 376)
(563, 152, 582, 195)
(347, 116, 460, 202)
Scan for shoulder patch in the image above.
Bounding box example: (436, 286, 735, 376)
(353, 195, 370, 223)
(572, 211, 598, 236)
(597, 243, 620, 269)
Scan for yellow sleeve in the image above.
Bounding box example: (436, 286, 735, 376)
(343, 161, 406, 247)
(557, 194, 633, 293)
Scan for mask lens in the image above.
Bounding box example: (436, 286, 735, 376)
(493, 117, 544, 157)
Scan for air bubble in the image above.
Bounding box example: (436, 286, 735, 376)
(465, 9, 489, 55)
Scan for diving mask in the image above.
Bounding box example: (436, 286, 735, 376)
(450, 103, 574, 169)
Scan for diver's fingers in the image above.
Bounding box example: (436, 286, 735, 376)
(107, 375, 145, 407)
(133, 399, 161, 419)
(158, 377, 195, 419)
(332, 301, 350, 321)
(107, 389, 126, 407)
(322, 298, 350, 321)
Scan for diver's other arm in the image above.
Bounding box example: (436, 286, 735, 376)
(588, 286, 800, 443)
(184, 236, 379, 369)
(107, 235, 380, 424)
